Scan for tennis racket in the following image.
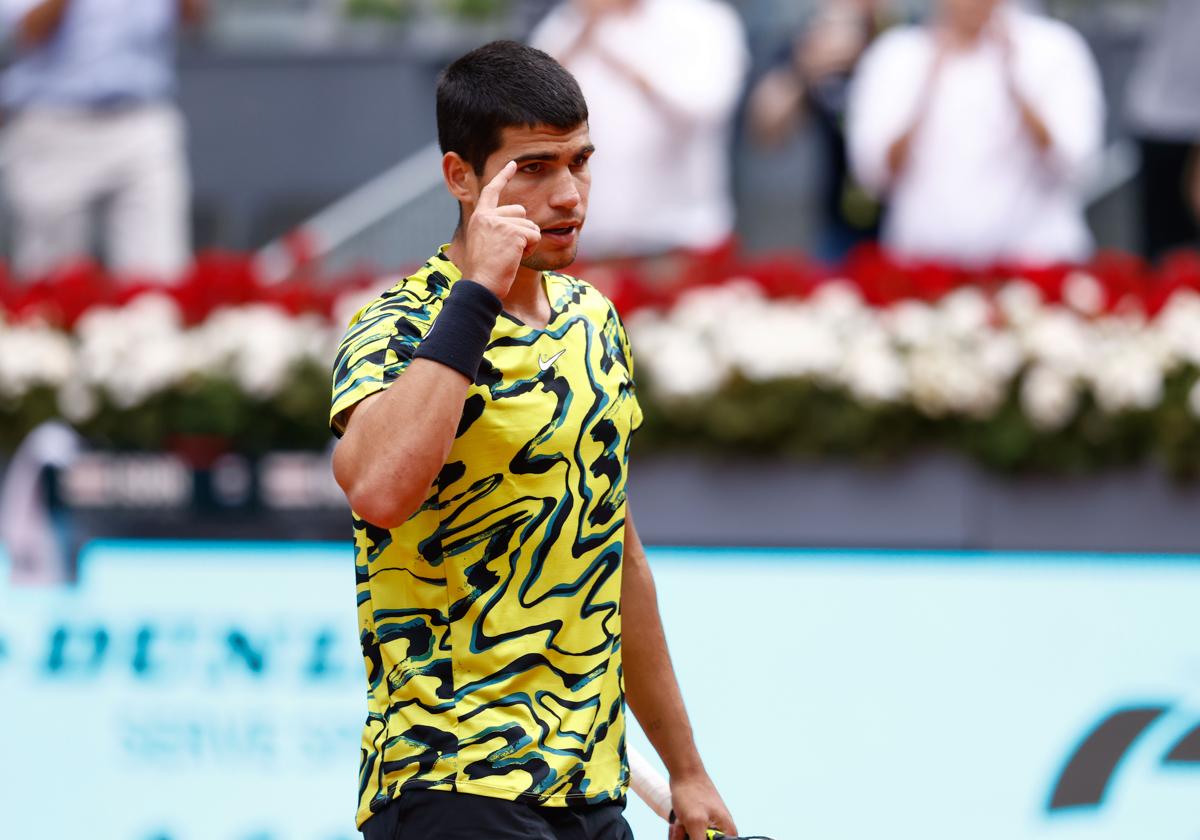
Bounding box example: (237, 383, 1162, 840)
(627, 746, 775, 840)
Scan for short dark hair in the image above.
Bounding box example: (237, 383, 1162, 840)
(436, 40, 588, 175)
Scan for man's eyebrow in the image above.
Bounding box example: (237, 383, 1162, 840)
(513, 145, 596, 164)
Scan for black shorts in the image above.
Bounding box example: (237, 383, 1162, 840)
(360, 790, 635, 840)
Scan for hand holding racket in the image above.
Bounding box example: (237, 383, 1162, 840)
(628, 746, 775, 840)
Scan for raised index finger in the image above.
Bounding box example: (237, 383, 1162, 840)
(477, 160, 517, 212)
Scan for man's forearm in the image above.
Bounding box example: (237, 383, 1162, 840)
(1011, 90, 1053, 153)
(332, 358, 473, 529)
(18, 0, 69, 47)
(179, 0, 207, 27)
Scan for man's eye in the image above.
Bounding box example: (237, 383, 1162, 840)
(571, 157, 590, 168)
(522, 163, 544, 174)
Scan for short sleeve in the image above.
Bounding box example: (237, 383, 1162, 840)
(1016, 23, 1105, 185)
(846, 27, 929, 198)
(614, 309, 644, 433)
(329, 289, 435, 437)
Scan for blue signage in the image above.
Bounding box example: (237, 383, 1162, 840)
(2, 544, 1199, 839)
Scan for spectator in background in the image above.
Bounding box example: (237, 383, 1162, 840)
(530, 0, 747, 262)
(1125, 0, 1200, 260)
(0, 0, 203, 282)
(847, 0, 1104, 267)
(747, 0, 892, 262)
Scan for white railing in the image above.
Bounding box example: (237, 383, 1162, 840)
(256, 140, 454, 281)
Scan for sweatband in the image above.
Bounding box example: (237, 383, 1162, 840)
(412, 279, 503, 382)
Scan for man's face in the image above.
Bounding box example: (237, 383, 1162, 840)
(940, 0, 1002, 36)
(473, 123, 593, 273)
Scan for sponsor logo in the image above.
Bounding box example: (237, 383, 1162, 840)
(538, 350, 566, 372)
(1048, 704, 1200, 811)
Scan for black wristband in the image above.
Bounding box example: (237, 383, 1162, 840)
(412, 279, 503, 382)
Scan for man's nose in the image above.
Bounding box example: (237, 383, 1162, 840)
(549, 171, 581, 210)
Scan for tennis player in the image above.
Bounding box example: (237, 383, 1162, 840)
(330, 41, 735, 840)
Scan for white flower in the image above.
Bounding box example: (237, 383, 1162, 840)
(1022, 308, 1091, 377)
(1020, 365, 1077, 432)
(908, 340, 1005, 419)
(995, 280, 1043, 327)
(1062, 271, 1106, 316)
(194, 304, 316, 398)
(1153, 289, 1200, 367)
(975, 329, 1024, 383)
(0, 323, 75, 398)
(809, 280, 864, 326)
(1090, 339, 1164, 414)
(938, 287, 992, 339)
(884, 300, 937, 347)
(671, 281, 764, 340)
(641, 326, 728, 400)
(840, 335, 908, 404)
(74, 294, 191, 406)
(730, 303, 841, 383)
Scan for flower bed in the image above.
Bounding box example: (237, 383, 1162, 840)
(4, 247, 1200, 475)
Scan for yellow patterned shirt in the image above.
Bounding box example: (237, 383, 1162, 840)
(329, 249, 642, 827)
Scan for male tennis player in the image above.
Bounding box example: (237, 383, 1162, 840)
(330, 41, 735, 840)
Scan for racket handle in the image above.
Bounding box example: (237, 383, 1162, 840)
(669, 811, 732, 839)
(627, 746, 673, 820)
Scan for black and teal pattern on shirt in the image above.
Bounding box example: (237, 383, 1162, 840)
(330, 249, 642, 828)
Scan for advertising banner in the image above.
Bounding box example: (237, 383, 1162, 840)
(2, 544, 1198, 839)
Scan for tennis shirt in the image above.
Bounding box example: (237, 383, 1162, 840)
(330, 249, 643, 828)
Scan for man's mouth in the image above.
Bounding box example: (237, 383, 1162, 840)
(541, 222, 581, 237)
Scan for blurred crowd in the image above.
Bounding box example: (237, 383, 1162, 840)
(0, 0, 203, 283)
(0, 0, 1198, 283)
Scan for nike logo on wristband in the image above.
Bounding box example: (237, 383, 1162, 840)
(539, 350, 566, 371)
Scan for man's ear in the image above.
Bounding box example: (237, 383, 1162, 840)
(442, 152, 478, 207)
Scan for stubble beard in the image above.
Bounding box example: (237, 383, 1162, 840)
(521, 242, 580, 273)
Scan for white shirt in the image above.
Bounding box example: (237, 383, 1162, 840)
(847, 6, 1104, 266)
(531, 0, 747, 258)
(0, 0, 178, 109)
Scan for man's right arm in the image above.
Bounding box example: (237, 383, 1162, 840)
(332, 358, 476, 530)
(332, 160, 539, 529)
(848, 29, 942, 195)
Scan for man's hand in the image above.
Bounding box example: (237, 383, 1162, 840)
(885, 34, 948, 181)
(669, 770, 737, 840)
(17, 0, 70, 47)
(180, 0, 207, 26)
(991, 19, 1053, 153)
(462, 160, 541, 298)
(577, 0, 628, 17)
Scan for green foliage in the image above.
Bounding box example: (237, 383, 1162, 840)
(2, 360, 334, 458)
(343, 0, 414, 21)
(636, 364, 1200, 478)
(343, 0, 509, 21)
(439, 0, 508, 21)
(6, 354, 1200, 480)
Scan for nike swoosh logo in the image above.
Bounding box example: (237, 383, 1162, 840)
(539, 350, 566, 371)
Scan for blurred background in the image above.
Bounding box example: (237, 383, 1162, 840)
(3, 0, 1200, 838)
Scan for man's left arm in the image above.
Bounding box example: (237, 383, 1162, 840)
(593, 6, 746, 126)
(1000, 20, 1104, 181)
(621, 511, 737, 840)
(179, 0, 205, 27)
